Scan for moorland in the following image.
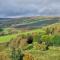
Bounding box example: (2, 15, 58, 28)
(0, 16, 60, 60)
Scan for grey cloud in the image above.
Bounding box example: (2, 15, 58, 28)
(0, 0, 60, 17)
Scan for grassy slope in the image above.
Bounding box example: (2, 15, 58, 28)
(28, 46, 60, 60)
(0, 34, 17, 43)
(0, 23, 60, 43)
(0, 23, 60, 60)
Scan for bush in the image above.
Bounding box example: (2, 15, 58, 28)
(0, 32, 5, 36)
(45, 41, 50, 50)
(33, 42, 46, 50)
(38, 39, 42, 44)
(0, 28, 3, 32)
(27, 35, 33, 44)
(41, 35, 54, 42)
(21, 34, 26, 39)
(24, 44, 33, 50)
(45, 41, 53, 46)
(45, 28, 50, 35)
(51, 35, 60, 46)
(10, 47, 24, 60)
(23, 52, 34, 60)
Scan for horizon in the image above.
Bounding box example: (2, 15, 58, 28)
(0, 15, 60, 18)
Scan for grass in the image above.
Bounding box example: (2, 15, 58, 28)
(0, 18, 60, 60)
(21, 29, 45, 35)
(26, 46, 60, 60)
(0, 28, 45, 43)
(0, 23, 60, 60)
(52, 35, 60, 46)
(0, 34, 17, 43)
(0, 22, 60, 43)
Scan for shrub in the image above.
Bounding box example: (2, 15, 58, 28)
(41, 35, 54, 42)
(21, 34, 26, 39)
(27, 35, 33, 44)
(0, 32, 5, 36)
(33, 42, 47, 50)
(23, 52, 34, 60)
(45, 41, 50, 50)
(24, 44, 33, 50)
(51, 28, 55, 34)
(0, 28, 3, 32)
(45, 41, 53, 46)
(51, 35, 60, 46)
(10, 47, 24, 60)
(33, 33, 41, 42)
(38, 38, 42, 44)
(45, 28, 50, 35)
(33, 42, 41, 50)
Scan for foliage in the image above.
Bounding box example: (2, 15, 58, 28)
(0, 34, 17, 43)
(23, 51, 34, 60)
(51, 35, 60, 46)
(24, 44, 33, 50)
(0, 28, 3, 32)
(41, 35, 54, 42)
(33, 42, 46, 50)
(10, 47, 24, 60)
(27, 35, 33, 44)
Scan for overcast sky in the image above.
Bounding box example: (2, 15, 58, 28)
(0, 0, 60, 18)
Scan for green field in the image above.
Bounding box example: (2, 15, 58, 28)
(0, 34, 17, 43)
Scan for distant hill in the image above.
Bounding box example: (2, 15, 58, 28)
(0, 16, 60, 28)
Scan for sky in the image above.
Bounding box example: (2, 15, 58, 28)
(0, 0, 60, 18)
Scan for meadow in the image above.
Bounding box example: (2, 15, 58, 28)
(0, 34, 17, 43)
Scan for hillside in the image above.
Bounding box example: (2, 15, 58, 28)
(0, 17, 60, 60)
(0, 16, 60, 28)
